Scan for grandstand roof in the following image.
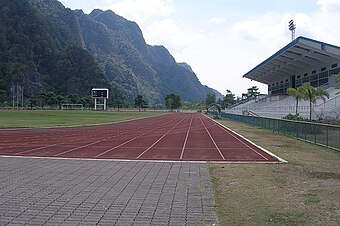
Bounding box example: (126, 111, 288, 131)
(243, 36, 340, 84)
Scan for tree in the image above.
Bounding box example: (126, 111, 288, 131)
(247, 86, 261, 98)
(165, 93, 181, 110)
(27, 97, 36, 110)
(179, 100, 205, 111)
(56, 95, 65, 110)
(205, 93, 216, 108)
(83, 96, 93, 110)
(142, 99, 148, 110)
(299, 83, 330, 120)
(45, 92, 58, 107)
(241, 86, 262, 101)
(113, 99, 124, 111)
(334, 72, 340, 94)
(241, 93, 249, 100)
(221, 89, 236, 109)
(69, 94, 80, 104)
(37, 92, 48, 109)
(134, 95, 144, 111)
(287, 87, 303, 115)
(216, 98, 222, 105)
(0, 90, 7, 105)
(112, 92, 125, 111)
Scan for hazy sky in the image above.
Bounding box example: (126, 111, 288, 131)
(58, 0, 340, 96)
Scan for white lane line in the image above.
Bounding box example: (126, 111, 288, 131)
(180, 113, 194, 160)
(5, 114, 190, 159)
(54, 140, 104, 157)
(94, 137, 140, 158)
(208, 116, 287, 163)
(14, 144, 58, 155)
(136, 115, 188, 159)
(0, 146, 10, 150)
(95, 115, 180, 158)
(9, 115, 175, 158)
(201, 114, 270, 161)
(216, 121, 269, 161)
(197, 114, 226, 161)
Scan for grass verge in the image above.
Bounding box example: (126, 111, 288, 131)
(210, 119, 340, 226)
(0, 110, 164, 128)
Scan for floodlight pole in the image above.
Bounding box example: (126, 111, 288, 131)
(289, 19, 296, 41)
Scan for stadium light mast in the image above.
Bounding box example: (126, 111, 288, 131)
(289, 19, 296, 41)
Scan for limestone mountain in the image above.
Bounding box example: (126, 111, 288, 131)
(0, 0, 222, 104)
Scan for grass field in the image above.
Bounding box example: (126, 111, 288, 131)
(210, 119, 340, 226)
(0, 110, 164, 128)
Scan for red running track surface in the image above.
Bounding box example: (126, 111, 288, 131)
(0, 113, 283, 162)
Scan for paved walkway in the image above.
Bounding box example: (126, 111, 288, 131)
(0, 157, 218, 225)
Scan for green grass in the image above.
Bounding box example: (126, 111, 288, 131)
(0, 110, 164, 128)
(210, 119, 340, 226)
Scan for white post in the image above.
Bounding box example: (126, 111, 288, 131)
(16, 83, 19, 110)
(95, 98, 97, 111)
(104, 98, 107, 111)
(21, 87, 24, 109)
(12, 86, 14, 110)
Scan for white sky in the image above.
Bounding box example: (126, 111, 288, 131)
(58, 0, 340, 97)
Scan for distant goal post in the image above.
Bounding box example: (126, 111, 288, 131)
(61, 104, 84, 111)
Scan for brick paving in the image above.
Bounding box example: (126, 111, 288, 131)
(0, 157, 218, 225)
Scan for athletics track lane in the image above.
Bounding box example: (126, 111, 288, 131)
(0, 113, 283, 162)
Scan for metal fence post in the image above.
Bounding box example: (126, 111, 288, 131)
(326, 126, 329, 147)
(314, 125, 317, 144)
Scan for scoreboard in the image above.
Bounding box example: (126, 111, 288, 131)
(91, 88, 109, 99)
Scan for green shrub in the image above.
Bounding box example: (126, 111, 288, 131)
(283, 113, 306, 121)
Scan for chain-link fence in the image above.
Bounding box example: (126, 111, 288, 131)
(211, 112, 340, 151)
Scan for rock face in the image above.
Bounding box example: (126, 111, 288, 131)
(0, 0, 222, 104)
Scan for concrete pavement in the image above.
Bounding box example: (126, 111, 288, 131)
(0, 157, 218, 225)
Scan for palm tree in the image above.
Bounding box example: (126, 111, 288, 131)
(287, 87, 303, 115)
(299, 83, 330, 120)
(334, 72, 340, 94)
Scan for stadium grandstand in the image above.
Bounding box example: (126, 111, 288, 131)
(226, 36, 340, 120)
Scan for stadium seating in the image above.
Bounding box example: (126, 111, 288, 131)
(226, 87, 340, 120)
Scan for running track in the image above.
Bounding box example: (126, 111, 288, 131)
(0, 113, 283, 162)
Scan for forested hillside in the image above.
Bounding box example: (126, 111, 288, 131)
(0, 0, 109, 99)
(0, 0, 221, 105)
